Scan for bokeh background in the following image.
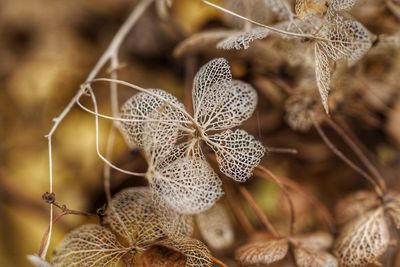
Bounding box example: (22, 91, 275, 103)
(1, 0, 399, 266)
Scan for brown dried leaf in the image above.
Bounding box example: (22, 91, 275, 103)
(334, 190, 380, 225)
(235, 238, 289, 266)
(334, 208, 390, 267)
(157, 237, 213, 267)
(52, 224, 127, 267)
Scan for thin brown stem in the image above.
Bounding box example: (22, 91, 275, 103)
(222, 181, 255, 236)
(184, 56, 196, 114)
(323, 117, 387, 193)
(255, 166, 296, 236)
(312, 118, 384, 196)
(239, 186, 279, 237)
(211, 256, 230, 267)
(267, 147, 298, 155)
(38, 207, 96, 257)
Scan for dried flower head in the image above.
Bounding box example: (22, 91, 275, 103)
(235, 231, 337, 267)
(119, 58, 265, 214)
(51, 187, 212, 267)
(333, 190, 400, 266)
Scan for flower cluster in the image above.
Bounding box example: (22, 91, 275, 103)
(120, 58, 265, 214)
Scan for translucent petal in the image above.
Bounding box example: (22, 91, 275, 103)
(208, 129, 265, 182)
(141, 111, 184, 168)
(156, 237, 213, 267)
(235, 238, 289, 266)
(106, 187, 164, 247)
(120, 89, 185, 148)
(329, 0, 357, 11)
(294, 247, 338, 267)
(197, 80, 258, 131)
(314, 45, 331, 113)
(192, 58, 232, 121)
(196, 203, 234, 250)
(52, 224, 127, 267)
(106, 187, 193, 248)
(334, 190, 380, 225)
(295, 0, 328, 19)
(152, 155, 224, 214)
(334, 208, 390, 267)
(317, 15, 372, 65)
(153, 195, 194, 237)
(216, 27, 270, 50)
(285, 93, 320, 132)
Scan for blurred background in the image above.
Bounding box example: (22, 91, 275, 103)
(0, 0, 399, 266)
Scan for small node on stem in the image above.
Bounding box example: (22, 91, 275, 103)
(42, 192, 55, 204)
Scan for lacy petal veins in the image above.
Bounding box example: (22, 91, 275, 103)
(51, 187, 212, 267)
(120, 58, 265, 214)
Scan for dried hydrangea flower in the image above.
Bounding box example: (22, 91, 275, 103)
(333, 190, 400, 266)
(51, 187, 213, 267)
(187, 58, 265, 182)
(119, 58, 265, 214)
(314, 14, 372, 113)
(235, 231, 338, 267)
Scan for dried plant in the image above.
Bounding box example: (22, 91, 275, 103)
(201, 0, 373, 113)
(115, 57, 265, 213)
(235, 232, 338, 267)
(51, 187, 213, 267)
(25, 1, 399, 267)
(333, 190, 400, 266)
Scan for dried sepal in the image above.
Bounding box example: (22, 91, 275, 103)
(293, 246, 338, 267)
(334, 208, 390, 267)
(208, 129, 265, 182)
(334, 190, 380, 225)
(196, 79, 258, 131)
(317, 15, 372, 65)
(52, 224, 127, 267)
(328, 0, 358, 12)
(157, 236, 213, 267)
(154, 197, 194, 237)
(120, 88, 185, 148)
(192, 58, 232, 118)
(106, 187, 165, 247)
(217, 27, 270, 50)
(314, 45, 332, 113)
(27, 255, 54, 267)
(235, 238, 289, 266)
(195, 203, 234, 250)
(152, 155, 224, 214)
(295, 0, 328, 19)
(285, 92, 321, 132)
